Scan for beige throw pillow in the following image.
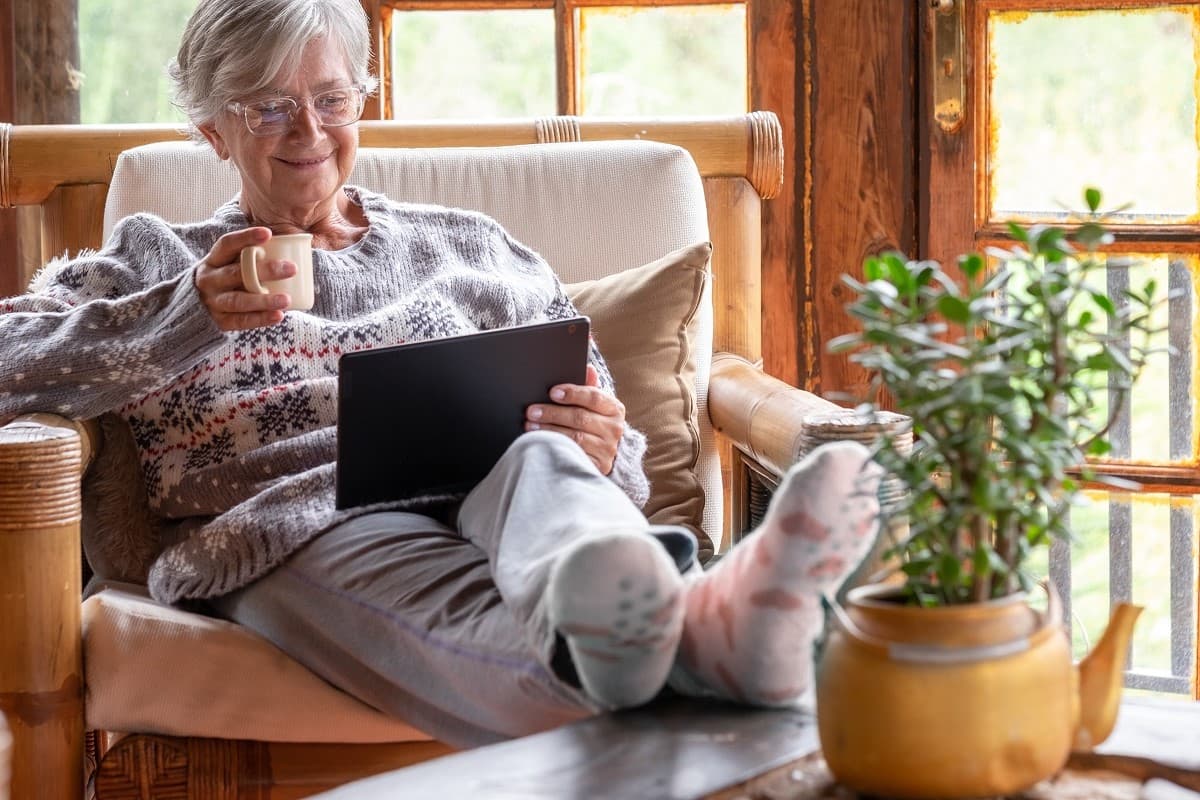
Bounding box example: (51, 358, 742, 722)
(566, 241, 712, 560)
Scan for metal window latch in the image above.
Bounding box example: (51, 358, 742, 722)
(931, 0, 965, 134)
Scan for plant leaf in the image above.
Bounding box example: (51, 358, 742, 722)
(937, 295, 970, 324)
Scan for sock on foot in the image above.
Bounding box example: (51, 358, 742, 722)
(672, 441, 883, 706)
(546, 531, 685, 710)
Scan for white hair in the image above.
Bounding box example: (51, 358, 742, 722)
(169, 0, 379, 134)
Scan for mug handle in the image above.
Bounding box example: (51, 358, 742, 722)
(240, 246, 268, 294)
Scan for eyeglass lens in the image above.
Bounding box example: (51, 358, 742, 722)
(243, 88, 362, 135)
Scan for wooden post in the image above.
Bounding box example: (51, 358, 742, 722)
(0, 0, 18, 298)
(0, 420, 84, 800)
(40, 183, 105, 264)
(2, 0, 81, 294)
(750, 0, 801, 387)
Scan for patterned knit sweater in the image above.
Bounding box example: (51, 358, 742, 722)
(0, 186, 650, 603)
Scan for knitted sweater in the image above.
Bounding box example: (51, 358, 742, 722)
(0, 186, 650, 603)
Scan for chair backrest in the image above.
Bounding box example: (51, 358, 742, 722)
(104, 140, 707, 284)
(102, 139, 723, 544)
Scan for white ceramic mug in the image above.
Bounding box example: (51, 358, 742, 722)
(240, 233, 314, 311)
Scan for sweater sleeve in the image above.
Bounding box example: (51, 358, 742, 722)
(0, 214, 228, 420)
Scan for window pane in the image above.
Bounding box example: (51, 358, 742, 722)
(79, 0, 197, 123)
(390, 10, 555, 119)
(578, 5, 746, 116)
(993, 252, 1196, 465)
(1096, 255, 1196, 465)
(1028, 491, 1195, 695)
(989, 9, 1199, 222)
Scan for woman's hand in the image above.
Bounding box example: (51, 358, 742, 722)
(195, 227, 295, 331)
(526, 364, 626, 475)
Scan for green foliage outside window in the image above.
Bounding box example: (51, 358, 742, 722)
(578, 6, 746, 116)
(390, 11, 556, 119)
(78, 0, 197, 124)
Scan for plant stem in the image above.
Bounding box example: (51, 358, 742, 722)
(972, 514, 990, 602)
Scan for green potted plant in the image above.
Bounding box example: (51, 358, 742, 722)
(814, 189, 1161, 799)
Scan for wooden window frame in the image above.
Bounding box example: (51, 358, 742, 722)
(921, 0, 1200, 698)
(926, 0, 1200, 494)
(366, 0, 745, 120)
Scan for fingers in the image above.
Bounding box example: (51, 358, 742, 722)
(525, 378, 626, 475)
(207, 227, 272, 275)
(525, 419, 617, 474)
(547, 378, 624, 418)
(194, 227, 297, 332)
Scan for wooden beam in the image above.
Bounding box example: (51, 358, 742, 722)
(13, 0, 80, 124)
(3, 0, 81, 292)
(807, 0, 917, 400)
(4, 117, 782, 206)
(361, 0, 387, 120)
(750, 0, 800, 386)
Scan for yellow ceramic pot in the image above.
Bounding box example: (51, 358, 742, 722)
(816, 584, 1138, 799)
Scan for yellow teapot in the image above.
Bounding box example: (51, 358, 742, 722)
(816, 583, 1141, 799)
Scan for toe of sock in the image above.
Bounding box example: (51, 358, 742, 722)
(547, 532, 685, 708)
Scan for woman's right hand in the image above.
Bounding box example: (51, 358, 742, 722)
(195, 227, 295, 331)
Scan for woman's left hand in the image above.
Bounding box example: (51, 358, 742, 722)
(526, 364, 625, 475)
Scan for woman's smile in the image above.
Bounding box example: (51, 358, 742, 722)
(275, 153, 333, 170)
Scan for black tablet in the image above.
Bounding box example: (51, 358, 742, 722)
(336, 316, 591, 509)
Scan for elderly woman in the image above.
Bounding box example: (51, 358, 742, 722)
(0, 0, 882, 746)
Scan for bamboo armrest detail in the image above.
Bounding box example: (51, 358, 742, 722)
(710, 353, 883, 478)
(3, 413, 98, 473)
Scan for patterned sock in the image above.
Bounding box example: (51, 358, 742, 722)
(672, 441, 882, 706)
(546, 531, 685, 709)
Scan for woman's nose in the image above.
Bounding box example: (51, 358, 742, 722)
(290, 101, 324, 140)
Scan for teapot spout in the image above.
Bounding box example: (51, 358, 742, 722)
(1074, 602, 1142, 751)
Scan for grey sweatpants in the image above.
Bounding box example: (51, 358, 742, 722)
(209, 431, 696, 747)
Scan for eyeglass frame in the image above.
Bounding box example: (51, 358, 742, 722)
(225, 84, 367, 137)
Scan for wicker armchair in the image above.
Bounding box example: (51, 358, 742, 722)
(0, 113, 901, 799)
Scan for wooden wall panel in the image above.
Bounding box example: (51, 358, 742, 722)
(807, 0, 917, 400)
(751, 0, 801, 385)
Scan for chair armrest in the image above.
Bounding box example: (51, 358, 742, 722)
(709, 353, 848, 478)
(5, 413, 99, 472)
(709, 353, 909, 480)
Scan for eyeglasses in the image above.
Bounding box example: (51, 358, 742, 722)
(226, 86, 366, 137)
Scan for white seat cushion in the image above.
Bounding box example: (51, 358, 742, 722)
(83, 586, 431, 743)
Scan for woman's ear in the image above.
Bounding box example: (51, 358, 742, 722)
(198, 122, 230, 160)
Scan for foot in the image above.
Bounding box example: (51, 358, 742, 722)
(547, 531, 685, 709)
(673, 441, 882, 705)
